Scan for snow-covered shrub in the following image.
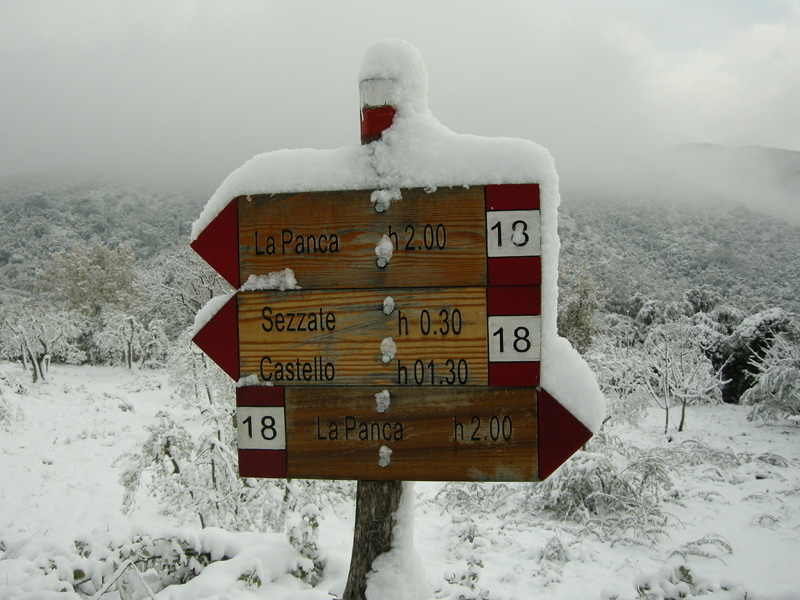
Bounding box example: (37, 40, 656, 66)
(587, 330, 650, 427)
(435, 512, 495, 600)
(283, 477, 356, 515)
(557, 260, 603, 354)
(287, 504, 326, 585)
(433, 482, 515, 515)
(532, 439, 673, 546)
(119, 408, 286, 532)
(0, 369, 26, 425)
(119, 327, 292, 533)
(665, 439, 742, 470)
(0, 528, 292, 598)
(668, 534, 733, 562)
(741, 332, 800, 421)
(633, 559, 740, 600)
(440, 553, 490, 600)
(714, 307, 797, 404)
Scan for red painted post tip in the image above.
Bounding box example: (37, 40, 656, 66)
(359, 78, 396, 145)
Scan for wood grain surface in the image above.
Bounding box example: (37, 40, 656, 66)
(237, 288, 489, 386)
(237, 187, 488, 289)
(284, 386, 538, 481)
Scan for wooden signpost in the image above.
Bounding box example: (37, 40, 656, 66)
(192, 61, 598, 600)
(192, 183, 592, 483)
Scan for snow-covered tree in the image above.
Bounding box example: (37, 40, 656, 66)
(741, 332, 800, 421)
(586, 324, 649, 427)
(683, 287, 721, 315)
(558, 261, 603, 354)
(713, 308, 797, 404)
(0, 296, 85, 382)
(38, 242, 139, 317)
(642, 318, 723, 434)
(93, 307, 169, 369)
(143, 248, 229, 337)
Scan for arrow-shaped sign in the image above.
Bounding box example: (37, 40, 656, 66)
(190, 185, 541, 290)
(193, 286, 542, 388)
(191, 181, 597, 482)
(191, 198, 240, 289)
(234, 385, 591, 482)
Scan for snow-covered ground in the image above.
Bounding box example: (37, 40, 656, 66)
(1, 362, 799, 599)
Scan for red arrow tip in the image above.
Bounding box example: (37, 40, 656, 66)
(191, 198, 240, 289)
(538, 388, 593, 481)
(192, 294, 239, 381)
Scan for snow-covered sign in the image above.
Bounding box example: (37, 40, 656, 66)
(191, 185, 540, 290)
(191, 38, 604, 482)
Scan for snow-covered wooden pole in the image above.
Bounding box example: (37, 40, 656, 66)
(342, 77, 405, 600)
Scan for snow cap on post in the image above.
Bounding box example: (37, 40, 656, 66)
(359, 39, 430, 144)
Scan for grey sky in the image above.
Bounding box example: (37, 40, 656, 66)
(1, 0, 799, 198)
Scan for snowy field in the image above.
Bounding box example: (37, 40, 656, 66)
(1, 362, 799, 599)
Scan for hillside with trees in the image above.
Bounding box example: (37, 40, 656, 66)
(0, 175, 202, 294)
(559, 193, 800, 317)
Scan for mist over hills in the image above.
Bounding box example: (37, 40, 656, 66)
(1, 143, 798, 315)
(0, 175, 204, 293)
(559, 192, 800, 315)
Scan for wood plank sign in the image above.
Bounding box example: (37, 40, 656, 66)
(200, 286, 542, 387)
(234, 385, 588, 482)
(192, 183, 593, 482)
(190, 185, 542, 290)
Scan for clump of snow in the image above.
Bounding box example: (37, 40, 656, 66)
(380, 337, 396, 363)
(192, 290, 235, 337)
(378, 445, 393, 468)
(359, 38, 430, 118)
(382, 296, 395, 315)
(541, 337, 605, 433)
(240, 268, 299, 291)
(191, 38, 604, 433)
(365, 482, 431, 599)
(375, 389, 391, 413)
(237, 374, 272, 388)
(375, 234, 394, 266)
(371, 188, 402, 212)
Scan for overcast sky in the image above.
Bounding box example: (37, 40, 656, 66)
(2, 0, 799, 199)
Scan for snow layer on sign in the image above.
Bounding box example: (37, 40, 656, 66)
(240, 268, 299, 291)
(191, 39, 605, 433)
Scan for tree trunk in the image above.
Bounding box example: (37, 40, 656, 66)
(342, 480, 404, 600)
(38, 354, 50, 380)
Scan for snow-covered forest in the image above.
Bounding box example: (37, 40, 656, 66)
(1, 157, 799, 598)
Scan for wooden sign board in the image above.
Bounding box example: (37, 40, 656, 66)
(237, 386, 538, 481)
(232, 286, 542, 387)
(191, 184, 542, 290)
(193, 182, 595, 481)
(235, 384, 594, 482)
